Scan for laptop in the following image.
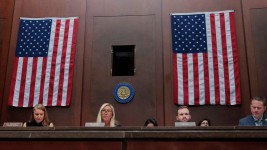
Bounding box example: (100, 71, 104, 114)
(175, 122, 196, 127)
(85, 122, 105, 127)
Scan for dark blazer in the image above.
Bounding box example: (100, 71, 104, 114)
(238, 114, 267, 126)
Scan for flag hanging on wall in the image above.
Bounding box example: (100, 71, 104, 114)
(171, 10, 240, 105)
(8, 17, 79, 107)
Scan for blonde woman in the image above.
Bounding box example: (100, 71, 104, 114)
(97, 103, 119, 127)
(23, 104, 54, 127)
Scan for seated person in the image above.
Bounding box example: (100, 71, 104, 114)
(23, 104, 54, 127)
(144, 118, 158, 127)
(96, 103, 120, 127)
(239, 96, 267, 126)
(176, 106, 191, 122)
(198, 118, 211, 126)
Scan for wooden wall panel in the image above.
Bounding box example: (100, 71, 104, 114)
(0, 141, 122, 150)
(162, 0, 249, 126)
(0, 0, 15, 122)
(1, 0, 86, 126)
(82, 0, 164, 126)
(128, 141, 267, 150)
(1, 0, 265, 127)
(242, 0, 267, 105)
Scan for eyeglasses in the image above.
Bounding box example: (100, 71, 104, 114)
(101, 109, 112, 113)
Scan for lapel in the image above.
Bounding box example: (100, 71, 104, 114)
(263, 114, 267, 125)
(248, 116, 256, 126)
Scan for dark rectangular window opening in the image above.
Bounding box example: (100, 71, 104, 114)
(112, 45, 135, 76)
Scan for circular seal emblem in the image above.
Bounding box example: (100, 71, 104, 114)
(113, 82, 134, 104)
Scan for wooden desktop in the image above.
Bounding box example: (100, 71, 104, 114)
(0, 126, 267, 150)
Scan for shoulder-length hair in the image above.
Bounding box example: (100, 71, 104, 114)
(96, 103, 116, 127)
(30, 104, 50, 126)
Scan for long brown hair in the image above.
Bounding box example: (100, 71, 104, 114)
(29, 104, 51, 126)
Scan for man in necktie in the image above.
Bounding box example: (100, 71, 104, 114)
(239, 96, 267, 126)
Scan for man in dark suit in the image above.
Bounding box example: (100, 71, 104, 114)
(239, 96, 267, 126)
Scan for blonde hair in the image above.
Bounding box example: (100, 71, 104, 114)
(30, 104, 51, 126)
(96, 103, 116, 127)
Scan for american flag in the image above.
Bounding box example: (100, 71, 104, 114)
(171, 10, 240, 105)
(8, 17, 79, 107)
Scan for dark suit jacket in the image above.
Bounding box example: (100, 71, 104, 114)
(238, 114, 267, 126)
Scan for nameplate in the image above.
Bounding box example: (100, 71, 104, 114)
(85, 122, 105, 127)
(175, 122, 196, 127)
(3, 122, 23, 127)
